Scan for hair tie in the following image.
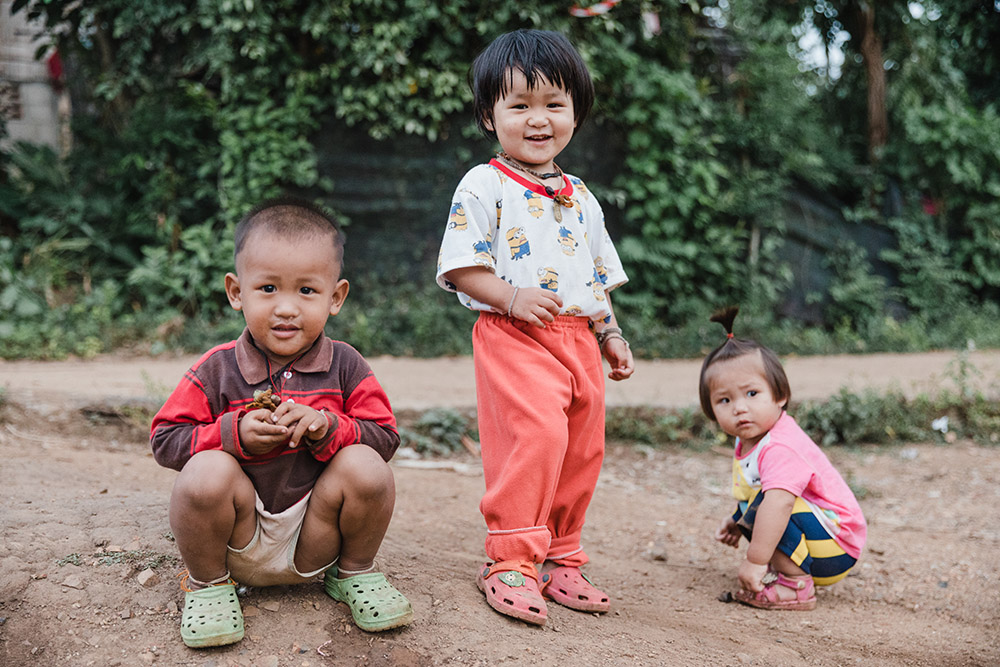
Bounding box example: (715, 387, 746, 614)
(726, 333, 734, 339)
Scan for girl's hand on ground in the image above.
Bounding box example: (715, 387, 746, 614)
(738, 558, 770, 593)
(602, 337, 634, 381)
(270, 400, 332, 449)
(239, 409, 291, 455)
(714, 516, 742, 548)
(510, 287, 562, 328)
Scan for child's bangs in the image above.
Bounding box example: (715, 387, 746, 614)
(500, 55, 569, 96)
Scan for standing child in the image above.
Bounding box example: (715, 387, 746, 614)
(701, 307, 866, 610)
(151, 198, 412, 648)
(436, 29, 634, 626)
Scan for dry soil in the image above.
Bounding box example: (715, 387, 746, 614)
(1, 351, 998, 666)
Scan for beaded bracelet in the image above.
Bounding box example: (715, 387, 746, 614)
(601, 333, 629, 349)
(506, 287, 520, 317)
(596, 326, 629, 349)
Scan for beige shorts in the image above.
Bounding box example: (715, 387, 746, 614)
(227, 491, 337, 587)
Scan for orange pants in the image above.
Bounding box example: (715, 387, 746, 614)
(473, 312, 605, 567)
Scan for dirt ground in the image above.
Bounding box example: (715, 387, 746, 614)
(1, 351, 999, 666)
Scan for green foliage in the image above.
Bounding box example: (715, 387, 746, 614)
(880, 215, 968, 322)
(2, 0, 999, 359)
(0, 232, 151, 359)
(56, 549, 177, 570)
(605, 406, 719, 448)
(399, 408, 475, 456)
(127, 220, 234, 316)
(884, 19, 1000, 302)
(796, 376, 1000, 448)
(796, 388, 928, 446)
(94, 549, 178, 570)
(820, 241, 888, 334)
(598, 34, 736, 323)
(329, 274, 475, 357)
(55, 553, 82, 567)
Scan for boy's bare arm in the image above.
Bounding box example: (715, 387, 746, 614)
(444, 266, 561, 328)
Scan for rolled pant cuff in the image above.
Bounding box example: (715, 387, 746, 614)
(485, 525, 550, 563)
(546, 545, 588, 567)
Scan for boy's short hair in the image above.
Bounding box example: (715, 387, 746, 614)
(234, 197, 346, 273)
(471, 29, 595, 141)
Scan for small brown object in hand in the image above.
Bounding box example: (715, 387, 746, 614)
(249, 388, 280, 411)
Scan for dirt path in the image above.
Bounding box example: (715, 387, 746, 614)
(4, 349, 1000, 411)
(1, 352, 999, 666)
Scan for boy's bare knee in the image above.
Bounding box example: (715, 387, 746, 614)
(325, 445, 395, 499)
(174, 450, 245, 504)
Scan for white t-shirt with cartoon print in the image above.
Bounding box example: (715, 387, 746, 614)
(436, 159, 628, 322)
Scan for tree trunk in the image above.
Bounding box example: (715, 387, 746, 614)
(856, 2, 888, 164)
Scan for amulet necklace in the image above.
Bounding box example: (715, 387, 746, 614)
(496, 151, 575, 222)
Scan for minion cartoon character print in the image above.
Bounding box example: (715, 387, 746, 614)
(448, 201, 468, 231)
(538, 267, 559, 292)
(569, 176, 589, 199)
(557, 226, 578, 256)
(436, 162, 629, 323)
(523, 190, 545, 218)
(587, 268, 606, 301)
(594, 257, 608, 284)
(472, 240, 493, 267)
(506, 226, 530, 260)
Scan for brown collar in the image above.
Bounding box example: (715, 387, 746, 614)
(233, 328, 334, 384)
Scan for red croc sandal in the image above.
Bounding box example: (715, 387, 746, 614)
(476, 560, 547, 626)
(539, 565, 610, 613)
(734, 572, 816, 611)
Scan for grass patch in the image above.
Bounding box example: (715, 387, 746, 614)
(605, 406, 721, 449)
(405, 352, 1000, 452)
(398, 407, 477, 456)
(57, 549, 178, 570)
(55, 553, 83, 567)
(94, 549, 178, 570)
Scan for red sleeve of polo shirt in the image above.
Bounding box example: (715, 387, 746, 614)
(150, 368, 243, 471)
(308, 348, 400, 463)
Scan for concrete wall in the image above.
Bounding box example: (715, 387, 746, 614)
(0, 0, 66, 151)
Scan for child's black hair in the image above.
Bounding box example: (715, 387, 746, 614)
(471, 29, 595, 141)
(698, 306, 791, 421)
(234, 196, 346, 273)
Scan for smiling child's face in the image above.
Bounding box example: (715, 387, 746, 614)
(225, 230, 348, 366)
(485, 68, 576, 174)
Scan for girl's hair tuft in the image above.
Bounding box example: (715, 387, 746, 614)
(698, 305, 791, 421)
(709, 305, 739, 335)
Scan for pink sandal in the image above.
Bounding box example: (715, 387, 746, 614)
(476, 561, 547, 625)
(734, 572, 816, 611)
(539, 566, 610, 613)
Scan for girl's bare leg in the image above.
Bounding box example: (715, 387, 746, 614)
(767, 550, 809, 601)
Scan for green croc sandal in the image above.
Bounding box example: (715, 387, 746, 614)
(323, 569, 413, 632)
(180, 577, 245, 648)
